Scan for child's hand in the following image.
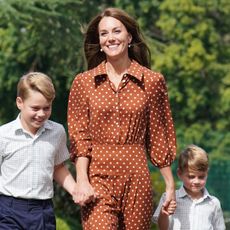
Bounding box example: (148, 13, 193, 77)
(72, 181, 98, 206)
(161, 199, 176, 216)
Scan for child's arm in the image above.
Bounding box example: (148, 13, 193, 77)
(53, 163, 76, 196)
(212, 198, 226, 230)
(158, 211, 169, 230)
(158, 200, 176, 230)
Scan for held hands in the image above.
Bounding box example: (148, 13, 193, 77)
(161, 199, 176, 216)
(162, 189, 176, 216)
(72, 181, 98, 206)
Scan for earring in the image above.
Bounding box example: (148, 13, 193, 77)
(128, 44, 131, 48)
(100, 48, 103, 52)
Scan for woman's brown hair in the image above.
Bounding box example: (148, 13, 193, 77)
(83, 7, 151, 70)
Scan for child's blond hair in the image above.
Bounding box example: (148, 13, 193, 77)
(17, 72, 55, 102)
(178, 144, 209, 173)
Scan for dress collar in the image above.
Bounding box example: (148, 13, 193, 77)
(93, 60, 145, 85)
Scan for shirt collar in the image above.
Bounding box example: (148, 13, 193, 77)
(178, 185, 211, 201)
(93, 60, 145, 86)
(15, 114, 52, 135)
(15, 115, 24, 131)
(178, 185, 188, 198)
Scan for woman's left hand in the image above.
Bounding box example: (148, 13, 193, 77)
(162, 189, 176, 215)
(159, 166, 176, 215)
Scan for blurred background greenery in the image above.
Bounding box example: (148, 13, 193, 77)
(0, 0, 229, 229)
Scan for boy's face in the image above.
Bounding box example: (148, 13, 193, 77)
(177, 168, 208, 199)
(16, 90, 52, 135)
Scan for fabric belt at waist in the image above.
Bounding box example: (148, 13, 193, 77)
(89, 143, 149, 176)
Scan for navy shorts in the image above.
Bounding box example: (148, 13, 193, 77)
(0, 195, 56, 230)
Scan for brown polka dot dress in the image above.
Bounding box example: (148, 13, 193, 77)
(68, 60, 176, 230)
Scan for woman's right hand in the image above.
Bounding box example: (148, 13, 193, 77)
(72, 156, 99, 206)
(73, 180, 98, 206)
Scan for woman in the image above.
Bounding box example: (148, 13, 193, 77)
(68, 7, 176, 230)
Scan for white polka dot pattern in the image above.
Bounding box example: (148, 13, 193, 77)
(82, 173, 153, 230)
(67, 60, 176, 168)
(67, 60, 176, 229)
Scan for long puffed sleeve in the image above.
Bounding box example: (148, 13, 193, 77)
(146, 74, 176, 168)
(67, 74, 92, 161)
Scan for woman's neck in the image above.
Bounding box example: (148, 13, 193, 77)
(106, 58, 131, 76)
(106, 58, 131, 90)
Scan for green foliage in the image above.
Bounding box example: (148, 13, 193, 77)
(224, 212, 230, 230)
(56, 215, 82, 230)
(0, 0, 115, 124)
(0, 0, 80, 123)
(115, 1, 230, 161)
(150, 0, 230, 160)
(206, 159, 230, 208)
(56, 217, 70, 230)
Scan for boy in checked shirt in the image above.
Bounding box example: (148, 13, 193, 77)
(153, 144, 225, 230)
(0, 72, 76, 229)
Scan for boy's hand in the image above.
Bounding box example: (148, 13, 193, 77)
(162, 199, 176, 216)
(162, 188, 176, 216)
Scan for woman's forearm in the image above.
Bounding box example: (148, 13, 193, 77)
(158, 166, 176, 229)
(159, 166, 175, 192)
(75, 156, 90, 182)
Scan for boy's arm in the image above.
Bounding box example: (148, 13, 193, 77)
(158, 200, 176, 230)
(153, 195, 176, 230)
(158, 211, 170, 230)
(53, 163, 76, 196)
(212, 198, 226, 230)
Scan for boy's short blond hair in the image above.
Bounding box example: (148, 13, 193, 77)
(178, 144, 209, 173)
(17, 72, 55, 101)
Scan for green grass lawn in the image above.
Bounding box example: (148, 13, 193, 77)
(56, 216, 82, 230)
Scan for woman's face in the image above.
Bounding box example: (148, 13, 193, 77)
(98, 16, 132, 61)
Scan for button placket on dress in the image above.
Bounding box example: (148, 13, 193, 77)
(107, 74, 130, 144)
(115, 74, 129, 144)
(115, 91, 120, 143)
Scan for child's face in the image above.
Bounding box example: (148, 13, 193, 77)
(177, 168, 208, 199)
(16, 90, 52, 135)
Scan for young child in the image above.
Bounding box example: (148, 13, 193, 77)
(0, 72, 76, 229)
(152, 144, 226, 230)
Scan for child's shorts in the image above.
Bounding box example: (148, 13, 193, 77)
(0, 195, 56, 230)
